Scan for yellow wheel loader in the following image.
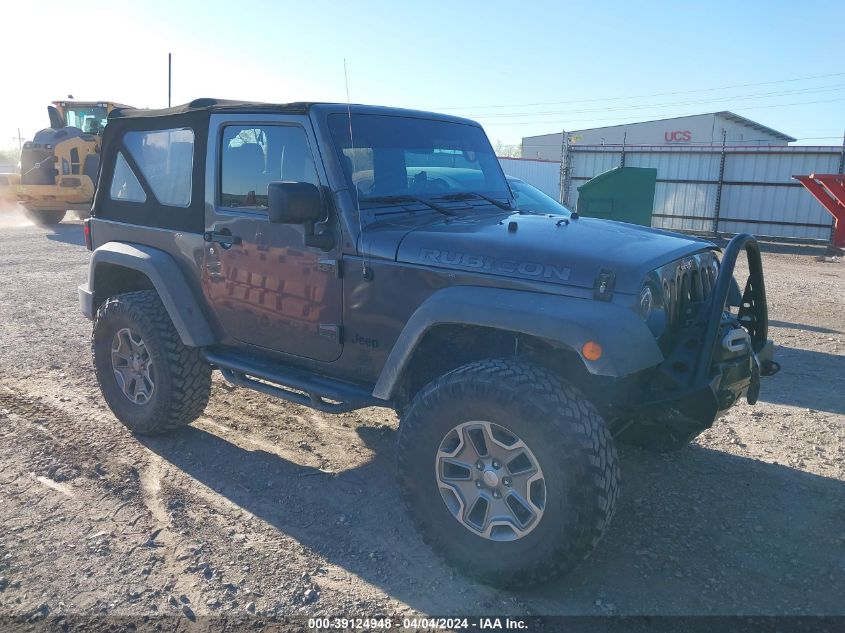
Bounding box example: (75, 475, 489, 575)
(16, 100, 130, 225)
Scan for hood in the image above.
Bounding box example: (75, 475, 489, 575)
(364, 212, 715, 293)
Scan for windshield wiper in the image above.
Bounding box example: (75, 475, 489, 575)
(360, 195, 457, 217)
(433, 191, 512, 211)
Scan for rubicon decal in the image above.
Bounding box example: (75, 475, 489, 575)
(418, 248, 571, 281)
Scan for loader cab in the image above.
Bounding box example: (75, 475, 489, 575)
(16, 100, 129, 221)
(51, 101, 120, 135)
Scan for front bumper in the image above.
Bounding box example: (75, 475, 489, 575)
(620, 234, 778, 448)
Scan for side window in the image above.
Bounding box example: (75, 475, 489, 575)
(123, 128, 194, 207)
(110, 152, 146, 203)
(220, 125, 319, 210)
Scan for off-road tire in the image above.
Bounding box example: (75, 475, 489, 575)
(397, 358, 619, 587)
(92, 290, 211, 435)
(24, 208, 66, 225)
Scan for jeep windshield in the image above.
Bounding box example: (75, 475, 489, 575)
(327, 113, 512, 212)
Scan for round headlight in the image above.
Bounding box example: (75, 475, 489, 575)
(638, 285, 654, 319)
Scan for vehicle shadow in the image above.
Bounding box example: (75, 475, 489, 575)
(534, 443, 845, 615)
(45, 222, 85, 247)
(142, 419, 845, 615)
(757, 344, 845, 415)
(769, 319, 842, 335)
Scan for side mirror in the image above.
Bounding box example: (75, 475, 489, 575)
(267, 181, 335, 251)
(267, 181, 322, 224)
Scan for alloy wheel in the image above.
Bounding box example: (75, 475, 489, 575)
(435, 421, 546, 541)
(110, 327, 155, 405)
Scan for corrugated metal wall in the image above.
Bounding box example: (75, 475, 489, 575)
(498, 157, 560, 199)
(500, 144, 844, 242)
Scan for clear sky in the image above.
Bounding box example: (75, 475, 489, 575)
(3, 0, 844, 153)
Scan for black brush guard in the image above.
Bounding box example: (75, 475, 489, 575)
(620, 234, 779, 448)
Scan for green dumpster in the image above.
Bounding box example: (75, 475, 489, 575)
(576, 166, 657, 227)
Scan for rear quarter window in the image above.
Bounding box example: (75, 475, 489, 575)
(123, 128, 194, 207)
(110, 152, 146, 203)
(96, 120, 204, 233)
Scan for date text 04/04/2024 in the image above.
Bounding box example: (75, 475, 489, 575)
(307, 617, 529, 630)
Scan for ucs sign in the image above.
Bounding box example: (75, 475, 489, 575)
(665, 130, 692, 143)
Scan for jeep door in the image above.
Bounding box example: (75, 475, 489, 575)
(201, 114, 343, 362)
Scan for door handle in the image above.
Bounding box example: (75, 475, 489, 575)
(203, 230, 242, 249)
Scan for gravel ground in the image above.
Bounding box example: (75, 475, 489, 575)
(0, 211, 843, 622)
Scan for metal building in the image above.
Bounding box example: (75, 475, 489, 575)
(499, 141, 845, 244)
(522, 112, 796, 160)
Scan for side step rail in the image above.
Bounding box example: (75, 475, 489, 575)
(202, 350, 390, 414)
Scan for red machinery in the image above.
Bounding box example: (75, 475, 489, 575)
(794, 173, 845, 248)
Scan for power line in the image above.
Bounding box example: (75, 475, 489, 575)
(479, 96, 845, 127)
(430, 71, 845, 111)
(472, 84, 845, 119)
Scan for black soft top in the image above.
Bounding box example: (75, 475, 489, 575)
(109, 98, 311, 119)
(96, 98, 481, 234)
(109, 98, 478, 126)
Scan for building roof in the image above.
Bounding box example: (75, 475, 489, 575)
(524, 111, 796, 143)
(712, 111, 796, 142)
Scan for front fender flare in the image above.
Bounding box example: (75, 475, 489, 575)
(81, 242, 216, 347)
(372, 286, 664, 400)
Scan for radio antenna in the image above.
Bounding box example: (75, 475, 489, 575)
(344, 59, 371, 281)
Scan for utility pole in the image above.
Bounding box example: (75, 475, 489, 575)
(713, 128, 728, 236)
(558, 129, 568, 204)
(168, 53, 172, 107)
(620, 131, 627, 168)
(13, 128, 24, 152)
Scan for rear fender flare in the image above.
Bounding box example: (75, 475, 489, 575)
(372, 286, 663, 400)
(84, 242, 215, 347)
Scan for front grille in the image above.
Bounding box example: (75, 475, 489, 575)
(658, 251, 719, 333)
(20, 149, 56, 185)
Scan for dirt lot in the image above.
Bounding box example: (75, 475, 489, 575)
(0, 211, 843, 621)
